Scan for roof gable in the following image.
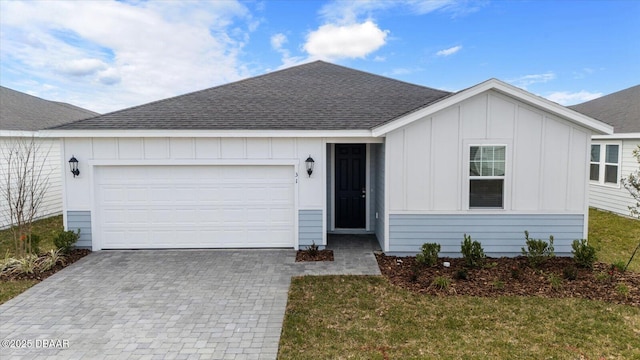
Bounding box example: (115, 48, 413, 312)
(52, 61, 451, 131)
(372, 79, 613, 136)
(569, 85, 640, 133)
(0, 86, 98, 131)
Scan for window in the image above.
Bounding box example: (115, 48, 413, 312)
(590, 143, 620, 185)
(469, 146, 505, 208)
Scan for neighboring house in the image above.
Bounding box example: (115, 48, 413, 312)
(0, 86, 98, 228)
(47, 61, 612, 256)
(570, 85, 640, 217)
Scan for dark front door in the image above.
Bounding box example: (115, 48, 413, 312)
(335, 144, 366, 228)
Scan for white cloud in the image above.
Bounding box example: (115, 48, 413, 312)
(436, 45, 462, 56)
(57, 58, 107, 76)
(508, 72, 556, 88)
(545, 90, 603, 106)
(0, 0, 255, 113)
(304, 21, 389, 60)
(270, 33, 287, 50)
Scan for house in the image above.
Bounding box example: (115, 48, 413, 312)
(46, 61, 613, 256)
(0, 86, 98, 228)
(569, 85, 640, 217)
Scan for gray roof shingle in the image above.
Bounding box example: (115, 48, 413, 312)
(569, 85, 640, 133)
(0, 86, 98, 131)
(52, 61, 451, 131)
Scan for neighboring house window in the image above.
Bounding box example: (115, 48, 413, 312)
(469, 145, 505, 208)
(590, 143, 620, 185)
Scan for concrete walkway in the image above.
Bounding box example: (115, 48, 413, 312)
(0, 235, 381, 360)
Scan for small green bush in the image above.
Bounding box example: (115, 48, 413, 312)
(415, 243, 440, 266)
(54, 229, 81, 254)
(563, 266, 578, 281)
(40, 249, 65, 272)
(521, 231, 554, 268)
(548, 273, 563, 290)
(571, 239, 597, 269)
(305, 241, 320, 257)
(454, 269, 468, 280)
(431, 276, 451, 290)
(460, 234, 485, 268)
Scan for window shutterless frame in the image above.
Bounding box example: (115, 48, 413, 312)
(590, 142, 621, 187)
(468, 145, 506, 209)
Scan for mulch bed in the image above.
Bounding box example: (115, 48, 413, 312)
(376, 254, 640, 306)
(296, 249, 334, 262)
(0, 249, 91, 282)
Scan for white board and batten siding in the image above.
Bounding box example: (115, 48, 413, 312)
(0, 137, 63, 229)
(385, 90, 591, 256)
(589, 138, 639, 216)
(63, 137, 326, 250)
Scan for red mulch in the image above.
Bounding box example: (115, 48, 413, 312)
(1, 249, 91, 282)
(376, 254, 640, 306)
(296, 249, 334, 262)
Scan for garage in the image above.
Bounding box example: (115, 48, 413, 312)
(94, 165, 295, 249)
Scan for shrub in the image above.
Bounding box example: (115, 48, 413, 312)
(563, 266, 578, 281)
(454, 269, 468, 280)
(460, 234, 485, 268)
(415, 243, 440, 266)
(548, 273, 563, 290)
(15, 254, 39, 275)
(54, 229, 81, 254)
(40, 249, 65, 272)
(521, 231, 554, 268)
(571, 239, 597, 269)
(431, 276, 451, 290)
(305, 241, 319, 257)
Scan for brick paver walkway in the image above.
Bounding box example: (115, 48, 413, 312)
(0, 235, 381, 359)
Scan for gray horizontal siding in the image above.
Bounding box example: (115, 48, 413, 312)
(299, 209, 323, 249)
(388, 213, 584, 257)
(67, 211, 92, 249)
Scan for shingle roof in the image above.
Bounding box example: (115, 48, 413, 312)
(569, 85, 640, 133)
(53, 61, 451, 131)
(0, 86, 98, 131)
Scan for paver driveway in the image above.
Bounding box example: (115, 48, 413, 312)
(0, 237, 381, 359)
(1, 250, 295, 359)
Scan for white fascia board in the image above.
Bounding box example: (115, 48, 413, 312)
(372, 79, 614, 136)
(592, 133, 640, 140)
(42, 129, 378, 138)
(0, 130, 39, 137)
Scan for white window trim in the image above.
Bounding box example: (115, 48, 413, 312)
(590, 141, 622, 188)
(462, 140, 512, 211)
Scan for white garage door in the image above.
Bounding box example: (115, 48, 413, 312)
(95, 165, 295, 249)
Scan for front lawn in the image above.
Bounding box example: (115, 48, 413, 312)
(1, 215, 66, 305)
(0, 214, 63, 257)
(589, 208, 640, 272)
(279, 276, 640, 359)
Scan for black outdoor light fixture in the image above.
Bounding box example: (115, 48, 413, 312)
(305, 155, 315, 177)
(68, 156, 80, 177)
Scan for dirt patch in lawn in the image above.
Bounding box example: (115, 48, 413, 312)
(296, 250, 334, 262)
(376, 254, 640, 306)
(1, 249, 91, 282)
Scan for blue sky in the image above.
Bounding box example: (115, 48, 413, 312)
(1, 0, 638, 114)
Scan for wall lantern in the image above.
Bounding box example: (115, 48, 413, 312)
(305, 155, 315, 177)
(68, 156, 80, 177)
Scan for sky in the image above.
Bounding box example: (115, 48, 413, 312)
(1, 0, 639, 114)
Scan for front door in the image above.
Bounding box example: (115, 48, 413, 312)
(335, 144, 366, 228)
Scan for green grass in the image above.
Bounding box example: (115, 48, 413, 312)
(279, 276, 640, 359)
(589, 208, 640, 272)
(0, 280, 39, 304)
(0, 215, 63, 257)
(0, 215, 63, 304)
